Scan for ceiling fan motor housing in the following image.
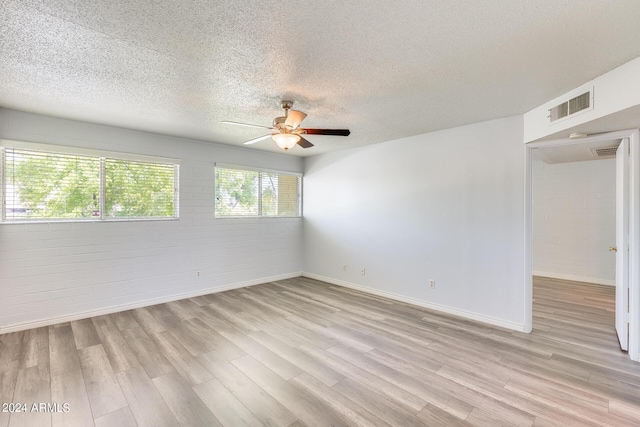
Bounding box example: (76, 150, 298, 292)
(273, 116, 287, 129)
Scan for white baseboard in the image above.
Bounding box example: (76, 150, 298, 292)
(0, 272, 303, 334)
(533, 271, 615, 287)
(302, 272, 526, 332)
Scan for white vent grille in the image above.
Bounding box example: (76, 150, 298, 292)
(550, 103, 569, 121)
(590, 147, 618, 158)
(569, 92, 590, 113)
(549, 90, 592, 123)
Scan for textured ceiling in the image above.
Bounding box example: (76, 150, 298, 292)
(2, 1, 640, 156)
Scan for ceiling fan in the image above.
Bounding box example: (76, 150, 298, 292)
(222, 101, 350, 151)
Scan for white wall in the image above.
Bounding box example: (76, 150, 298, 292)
(303, 116, 526, 330)
(0, 109, 303, 332)
(532, 158, 616, 285)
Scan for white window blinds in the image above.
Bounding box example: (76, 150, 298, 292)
(215, 165, 301, 217)
(3, 148, 101, 220)
(1, 145, 179, 222)
(105, 158, 177, 218)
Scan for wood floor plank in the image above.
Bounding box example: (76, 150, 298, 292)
(269, 316, 338, 349)
(284, 314, 373, 352)
(108, 311, 139, 332)
(51, 368, 93, 427)
(248, 330, 345, 386)
(120, 323, 174, 379)
(186, 318, 246, 361)
(18, 327, 49, 370)
(205, 298, 260, 334)
(145, 304, 181, 331)
(115, 365, 179, 427)
(609, 399, 640, 423)
(164, 299, 198, 321)
(505, 371, 609, 413)
(168, 318, 244, 360)
(0, 369, 19, 427)
(78, 344, 128, 418)
(91, 317, 141, 373)
(192, 377, 258, 427)
(94, 407, 137, 427)
(217, 327, 303, 380)
(70, 319, 101, 350)
(332, 377, 427, 426)
(153, 371, 222, 427)
(465, 407, 518, 427)
(48, 324, 80, 378)
(250, 317, 310, 348)
(503, 378, 637, 427)
(129, 307, 165, 334)
(9, 364, 51, 427)
(237, 291, 294, 317)
(290, 373, 389, 427)
(416, 403, 470, 426)
(0, 332, 23, 376)
(232, 354, 352, 427)
(197, 350, 298, 427)
(327, 344, 474, 420)
(436, 361, 602, 427)
(166, 319, 215, 356)
(0, 332, 22, 427)
(296, 344, 427, 414)
(148, 330, 213, 386)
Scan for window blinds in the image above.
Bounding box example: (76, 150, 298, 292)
(3, 148, 100, 220)
(215, 166, 301, 217)
(105, 158, 176, 218)
(1, 146, 179, 222)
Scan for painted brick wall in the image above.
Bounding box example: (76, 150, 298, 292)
(0, 109, 303, 331)
(532, 157, 616, 285)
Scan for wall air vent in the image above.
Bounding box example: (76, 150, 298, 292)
(590, 147, 618, 158)
(549, 89, 593, 124)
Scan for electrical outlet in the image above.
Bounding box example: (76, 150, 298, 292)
(429, 279, 435, 288)
(342, 264, 347, 271)
(196, 271, 201, 278)
(360, 267, 366, 276)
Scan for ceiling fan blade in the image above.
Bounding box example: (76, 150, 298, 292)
(222, 120, 274, 130)
(243, 134, 273, 145)
(297, 136, 314, 148)
(301, 128, 350, 136)
(284, 110, 307, 129)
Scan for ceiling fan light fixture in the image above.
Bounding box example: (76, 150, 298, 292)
(272, 133, 300, 150)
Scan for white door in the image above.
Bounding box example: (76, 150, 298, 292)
(616, 138, 629, 351)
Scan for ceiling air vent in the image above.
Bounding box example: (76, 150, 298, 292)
(549, 90, 592, 123)
(590, 147, 618, 158)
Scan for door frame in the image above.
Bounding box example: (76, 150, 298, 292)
(524, 129, 640, 362)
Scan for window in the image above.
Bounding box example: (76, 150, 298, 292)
(215, 164, 301, 217)
(1, 142, 179, 222)
(105, 158, 176, 218)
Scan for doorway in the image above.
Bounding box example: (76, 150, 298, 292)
(531, 139, 619, 351)
(524, 129, 640, 362)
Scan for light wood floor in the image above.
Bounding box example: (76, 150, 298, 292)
(1, 276, 640, 426)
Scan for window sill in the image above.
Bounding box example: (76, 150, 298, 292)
(0, 217, 179, 225)
(214, 216, 302, 220)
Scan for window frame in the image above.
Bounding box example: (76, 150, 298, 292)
(214, 163, 302, 219)
(0, 139, 180, 223)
